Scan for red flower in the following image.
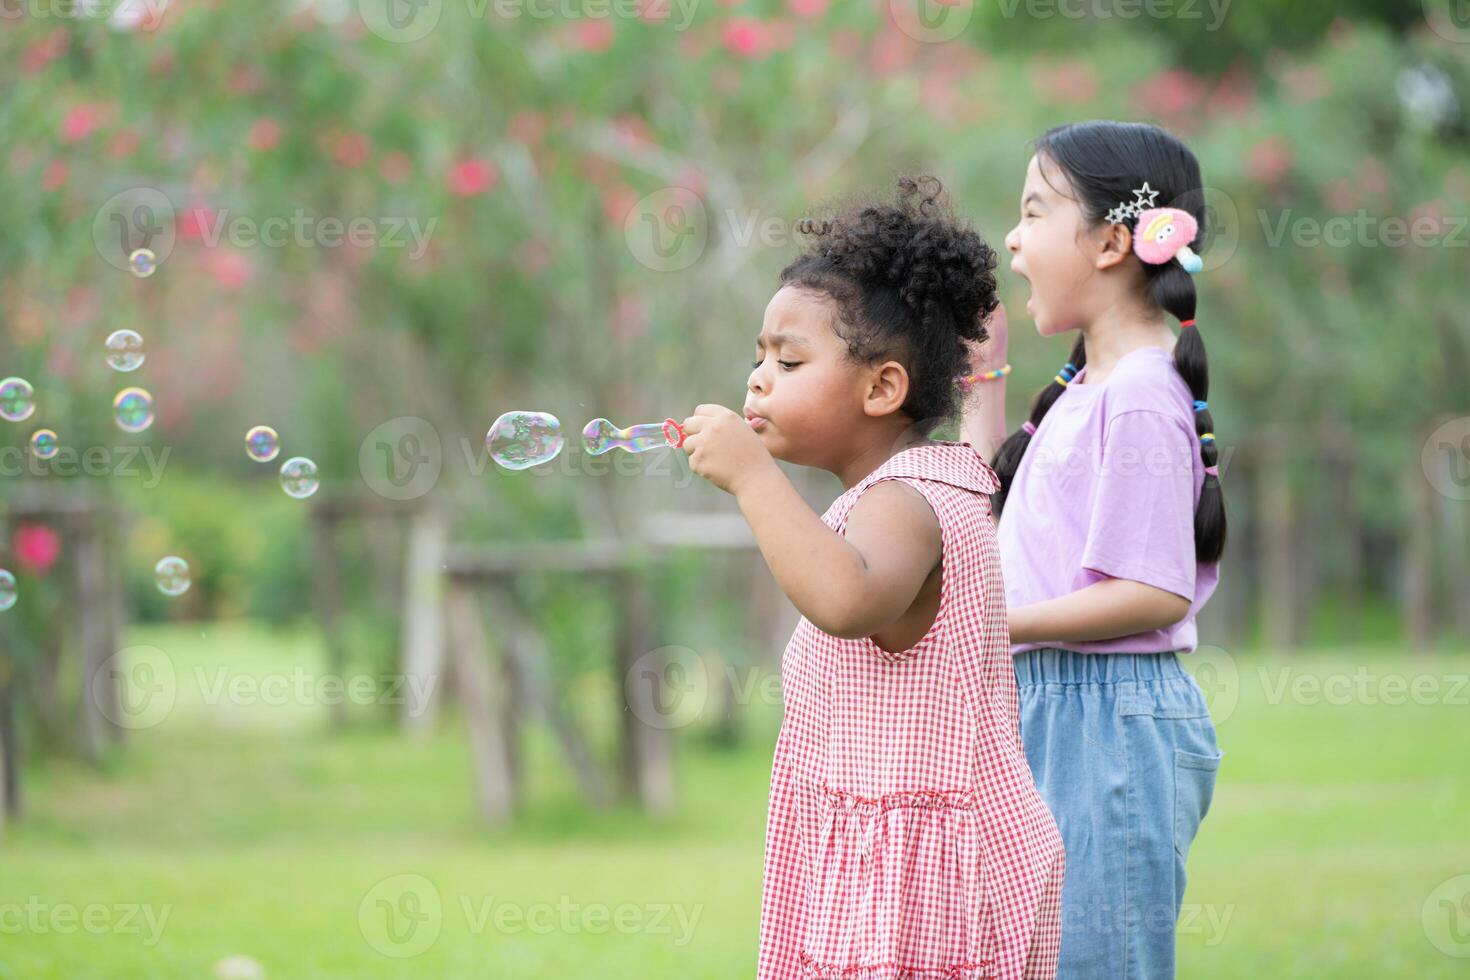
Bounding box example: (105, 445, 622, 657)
(333, 131, 371, 168)
(1206, 62, 1257, 118)
(61, 107, 96, 143)
(1131, 68, 1205, 120)
(601, 184, 639, 225)
(611, 114, 652, 149)
(1031, 59, 1098, 106)
(42, 160, 68, 191)
(789, 0, 827, 18)
(178, 203, 216, 242)
(722, 18, 771, 59)
(571, 19, 616, 53)
(447, 158, 498, 197)
(869, 25, 919, 76)
(21, 29, 69, 75)
(1246, 136, 1292, 187)
(14, 524, 61, 575)
(208, 250, 254, 290)
(248, 117, 282, 153)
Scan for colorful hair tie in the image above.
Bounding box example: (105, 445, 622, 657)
(955, 363, 1012, 391)
(1054, 362, 1077, 387)
(1204, 465, 1219, 477)
(1179, 318, 1197, 329)
(1200, 432, 1215, 444)
(1022, 420, 1036, 436)
(1192, 400, 1208, 412)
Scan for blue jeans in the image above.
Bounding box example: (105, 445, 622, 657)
(1014, 649, 1223, 980)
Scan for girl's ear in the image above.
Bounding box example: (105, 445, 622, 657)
(863, 360, 910, 418)
(1094, 222, 1133, 271)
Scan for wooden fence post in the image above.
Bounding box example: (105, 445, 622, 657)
(399, 507, 446, 733)
(74, 513, 112, 761)
(445, 584, 515, 826)
(615, 568, 674, 815)
(310, 510, 349, 728)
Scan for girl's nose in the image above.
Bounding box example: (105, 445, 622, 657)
(1004, 224, 1021, 253)
(748, 365, 765, 394)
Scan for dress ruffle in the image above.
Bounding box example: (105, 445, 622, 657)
(797, 780, 994, 978)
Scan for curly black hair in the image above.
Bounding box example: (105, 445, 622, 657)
(777, 175, 998, 437)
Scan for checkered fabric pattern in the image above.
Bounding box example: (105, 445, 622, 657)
(757, 442, 1065, 980)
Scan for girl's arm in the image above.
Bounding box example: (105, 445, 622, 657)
(734, 467, 942, 641)
(958, 303, 1009, 465)
(1009, 579, 1191, 644)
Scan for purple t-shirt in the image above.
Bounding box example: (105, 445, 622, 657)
(996, 345, 1219, 655)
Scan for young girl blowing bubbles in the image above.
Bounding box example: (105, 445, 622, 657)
(679, 176, 1065, 980)
(961, 121, 1226, 979)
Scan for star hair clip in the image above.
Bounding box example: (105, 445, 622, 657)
(1107, 183, 1202, 274)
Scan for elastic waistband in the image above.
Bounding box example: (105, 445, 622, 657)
(1013, 647, 1186, 685)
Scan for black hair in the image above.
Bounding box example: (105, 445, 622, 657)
(991, 121, 1227, 564)
(778, 175, 999, 437)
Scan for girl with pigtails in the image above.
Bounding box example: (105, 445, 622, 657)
(960, 121, 1226, 980)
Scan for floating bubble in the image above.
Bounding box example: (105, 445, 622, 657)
(582, 417, 681, 456)
(154, 556, 190, 597)
(279, 456, 320, 499)
(114, 387, 155, 432)
(0, 377, 36, 423)
(0, 569, 15, 612)
(128, 247, 157, 278)
(29, 428, 59, 460)
(245, 425, 280, 463)
(105, 329, 146, 372)
(486, 411, 564, 471)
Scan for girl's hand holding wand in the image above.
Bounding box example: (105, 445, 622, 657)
(678, 403, 777, 496)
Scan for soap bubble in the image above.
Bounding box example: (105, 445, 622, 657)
(486, 411, 563, 471)
(582, 418, 677, 455)
(128, 247, 158, 278)
(105, 329, 146, 372)
(29, 428, 59, 460)
(0, 377, 36, 423)
(154, 556, 190, 597)
(245, 425, 280, 463)
(0, 569, 15, 612)
(279, 456, 320, 499)
(114, 387, 155, 433)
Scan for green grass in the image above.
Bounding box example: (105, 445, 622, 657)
(1, 624, 1466, 978)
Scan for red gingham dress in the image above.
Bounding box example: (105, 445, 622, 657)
(757, 442, 1065, 980)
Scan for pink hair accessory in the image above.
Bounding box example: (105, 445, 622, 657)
(1204, 465, 1219, 477)
(1132, 207, 1203, 274)
(1022, 420, 1037, 436)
